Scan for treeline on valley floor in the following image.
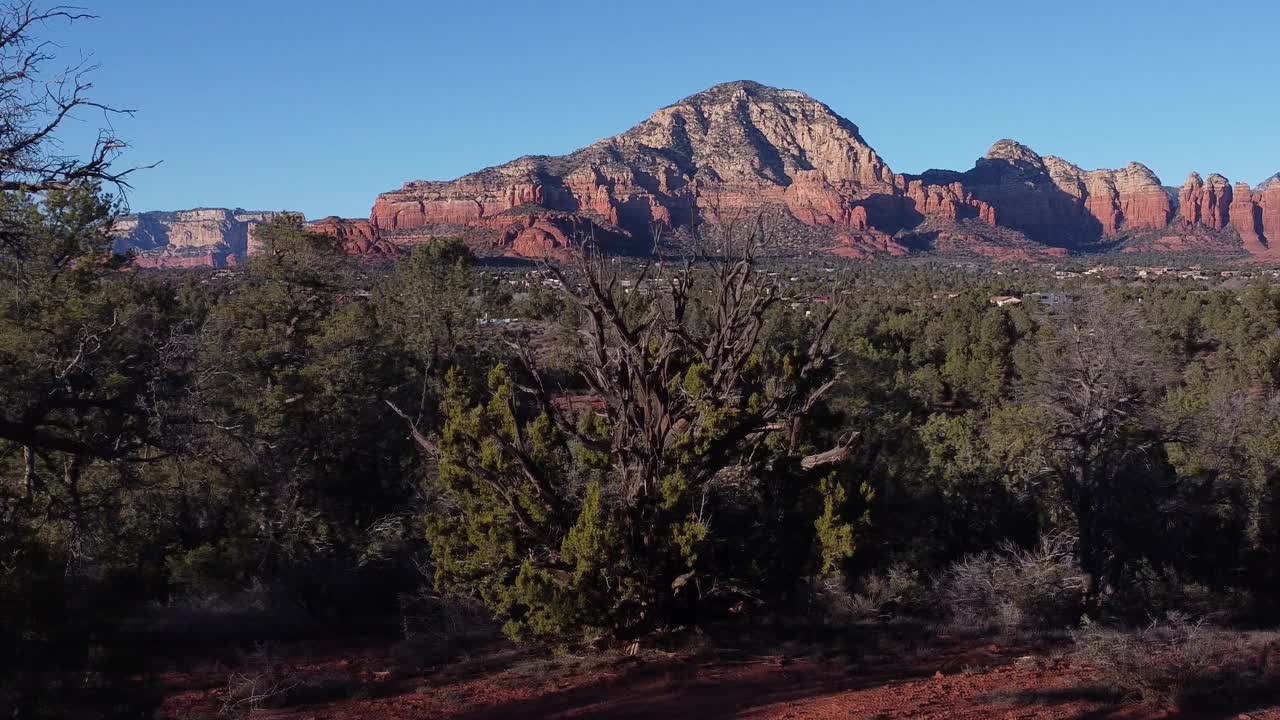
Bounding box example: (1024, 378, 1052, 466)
(7, 184, 1280, 682)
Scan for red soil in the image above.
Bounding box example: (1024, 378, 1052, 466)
(149, 638, 1280, 720)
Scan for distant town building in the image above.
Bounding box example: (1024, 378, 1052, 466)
(1027, 292, 1073, 307)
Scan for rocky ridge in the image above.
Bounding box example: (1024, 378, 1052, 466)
(121, 82, 1277, 263)
(358, 81, 1276, 260)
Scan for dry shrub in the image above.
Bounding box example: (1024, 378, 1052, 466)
(808, 564, 931, 623)
(1110, 560, 1253, 623)
(1071, 613, 1280, 709)
(222, 665, 298, 717)
(939, 533, 1086, 635)
(220, 647, 358, 717)
(396, 590, 498, 667)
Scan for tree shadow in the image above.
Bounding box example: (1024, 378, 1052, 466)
(1000, 674, 1280, 719)
(991, 686, 1128, 719)
(438, 657, 898, 720)
(429, 624, 1048, 720)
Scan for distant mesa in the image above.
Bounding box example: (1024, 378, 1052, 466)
(116, 82, 1279, 263)
(113, 210, 397, 268)
(113, 208, 290, 269)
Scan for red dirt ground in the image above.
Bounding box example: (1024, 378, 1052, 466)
(149, 639, 1280, 720)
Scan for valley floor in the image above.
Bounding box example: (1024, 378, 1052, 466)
(145, 637, 1280, 720)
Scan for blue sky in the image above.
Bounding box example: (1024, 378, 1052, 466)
(52, 0, 1280, 218)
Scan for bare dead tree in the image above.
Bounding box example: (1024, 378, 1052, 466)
(1025, 297, 1174, 603)
(0, 3, 147, 197)
(512, 212, 856, 519)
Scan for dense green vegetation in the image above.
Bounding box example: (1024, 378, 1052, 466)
(7, 196, 1280, 659)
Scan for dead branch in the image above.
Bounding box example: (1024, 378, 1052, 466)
(0, 3, 151, 198)
(385, 399, 438, 458)
(524, 211, 853, 511)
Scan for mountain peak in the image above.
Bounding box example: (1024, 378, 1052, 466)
(984, 139, 1043, 164)
(1257, 173, 1280, 192)
(359, 84, 1279, 261)
(974, 140, 1048, 182)
(672, 80, 810, 106)
(602, 79, 889, 189)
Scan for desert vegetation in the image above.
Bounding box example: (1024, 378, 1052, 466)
(5, 4, 1280, 719)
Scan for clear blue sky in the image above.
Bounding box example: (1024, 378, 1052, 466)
(52, 0, 1280, 218)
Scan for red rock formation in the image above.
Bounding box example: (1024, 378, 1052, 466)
(830, 231, 910, 259)
(309, 216, 375, 242)
(307, 216, 399, 255)
(898, 178, 997, 226)
(1258, 177, 1280, 252)
(1179, 173, 1233, 229)
(849, 205, 869, 231)
(1169, 172, 1280, 253)
(783, 171, 864, 226)
(1228, 183, 1266, 253)
(367, 86, 1098, 260)
(370, 81, 901, 255)
(1056, 161, 1171, 234)
(489, 212, 622, 259)
(352, 82, 1271, 261)
(923, 144, 1172, 245)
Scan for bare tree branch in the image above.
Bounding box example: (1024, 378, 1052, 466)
(0, 3, 151, 199)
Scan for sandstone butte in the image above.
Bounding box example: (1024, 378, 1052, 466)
(114, 82, 1279, 264)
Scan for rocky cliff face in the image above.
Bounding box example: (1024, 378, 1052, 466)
(134, 83, 1272, 263)
(113, 208, 293, 268)
(370, 81, 904, 256)
(905, 141, 1173, 248)
(1260, 178, 1280, 253)
(1170, 171, 1280, 254)
(368, 82, 1066, 258)
(1178, 173, 1231, 230)
(361, 81, 1274, 260)
(1049, 158, 1173, 236)
(304, 216, 400, 255)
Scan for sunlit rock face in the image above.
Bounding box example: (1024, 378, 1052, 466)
(113, 208, 293, 267)
(131, 83, 1278, 263)
(368, 81, 913, 257)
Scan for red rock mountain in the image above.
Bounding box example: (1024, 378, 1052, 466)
(119, 82, 1277, 263)
(369, 81, 897, 252)
(367, 81, 1047, 257)
(354, 81, 1275, 259)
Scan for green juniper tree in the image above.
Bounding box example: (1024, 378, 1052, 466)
(415, 221, 866, 640)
